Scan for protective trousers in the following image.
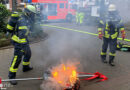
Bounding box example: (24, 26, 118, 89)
(101, 38, 117, 61)
(8, 42, 31, 78)
(79, 13, 84, 24)
(76, 12, 80, 24)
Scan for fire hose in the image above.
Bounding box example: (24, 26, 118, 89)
(41, 24, 130, 42)
(0, 72, 107, 82)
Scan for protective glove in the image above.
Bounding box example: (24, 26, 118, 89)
(122, 34, 125, 40)
(98, 31, 103, 39)
(121, 30, 126, 40)
(99, 34, 103, 39)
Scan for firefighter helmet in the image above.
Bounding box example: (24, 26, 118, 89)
(108, 4, 116, 12)
(25, 5, 36, 13)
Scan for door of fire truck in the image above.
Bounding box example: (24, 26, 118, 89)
(57, 3, 68, 19)
(41, 3, 58, 20)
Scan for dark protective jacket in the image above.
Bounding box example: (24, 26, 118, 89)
(98, 12, 125, 39)
(7, 12, 19, 33)
(7, 12, 31, 44)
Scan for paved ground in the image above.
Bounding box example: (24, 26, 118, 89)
(0, 22, 130, 90)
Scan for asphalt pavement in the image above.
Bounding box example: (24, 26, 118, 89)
(0, 22, 130, 90)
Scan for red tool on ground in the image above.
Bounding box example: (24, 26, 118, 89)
(78, 72, 108, 82)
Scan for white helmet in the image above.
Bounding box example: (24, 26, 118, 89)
(108, 4, 116, 12)
(25, 5, 37, 13)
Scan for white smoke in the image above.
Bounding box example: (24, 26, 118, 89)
(112, 0, 130, 23)
(40, 78, 63, 90)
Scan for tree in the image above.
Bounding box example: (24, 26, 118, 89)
(0, 3, 10, 33)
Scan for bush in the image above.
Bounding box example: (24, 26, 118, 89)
(0, 3, 10, 33)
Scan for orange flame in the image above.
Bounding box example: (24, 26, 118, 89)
(51, 63, 78, 88)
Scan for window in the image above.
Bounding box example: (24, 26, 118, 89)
(71, 5, 77, 10)
(66, 4, 68, 8)
(59, 3, 64, 8)
(48, 4, 57, 16)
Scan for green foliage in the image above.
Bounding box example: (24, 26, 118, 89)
(0, 3, 10, 33)
(17, 9, 22, 12)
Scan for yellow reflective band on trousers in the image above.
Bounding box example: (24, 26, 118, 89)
(111, 32, 118, 39)
(101, 52, 107, 55)
(7, 24, 14, 30)
(19, 26, 28, 30)
(11, 35, 27, 43)
(109, 53, 116, 56)
(23, 62, 30, 65)
(9, 56, 18, 72)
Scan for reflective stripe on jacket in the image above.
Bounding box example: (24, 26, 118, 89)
(10, 14, 30, 44)
(98, 15, 124, 39)
(7, 12, 20, 32)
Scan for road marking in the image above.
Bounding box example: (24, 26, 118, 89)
(41, 24, 130, 42)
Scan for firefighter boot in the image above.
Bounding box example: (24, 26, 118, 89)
(8, 72, 17, 85)
(23, 65, 33, 72)
(109, 56, 115, 66)
(109, 59, 115, 66)
(101, 55, 107, 63)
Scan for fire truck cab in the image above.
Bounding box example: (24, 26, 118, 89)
(32, 0, 76, 22)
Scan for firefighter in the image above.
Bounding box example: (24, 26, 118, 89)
(76, 9, 80, 25)
(76, 8, 85, 25)
(7, 5, 36, 85)
(98, 4, 126, 66)
(79, 11, 85, 25)
(76, 11, 79, 24)
(78, 8, 85, 25)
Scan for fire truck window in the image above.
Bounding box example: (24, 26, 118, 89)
(71, 5, 77, 10)
(60, 3, 64, 8)
(66, 4, 68, 8)
(48, 4, 57, 16)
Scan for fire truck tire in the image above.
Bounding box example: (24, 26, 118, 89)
(66, 14, 73, 22)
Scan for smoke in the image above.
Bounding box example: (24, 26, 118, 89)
(40, 78, 62, 90)
(41, 29, 83, 67)
(111, 0, 130, 23)
(37, 26, 84, 90)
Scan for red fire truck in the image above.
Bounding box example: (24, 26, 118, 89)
(32, 0, 76, 22)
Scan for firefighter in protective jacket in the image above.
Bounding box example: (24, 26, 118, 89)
(98, 4, 126, 66)
(7, 5, 36, 85)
